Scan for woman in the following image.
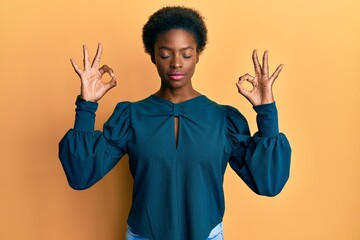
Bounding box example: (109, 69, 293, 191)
(59, 6, 291, 240)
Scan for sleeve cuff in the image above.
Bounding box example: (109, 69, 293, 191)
(74, 96, 99, 131)
(253, 102, 279, 137)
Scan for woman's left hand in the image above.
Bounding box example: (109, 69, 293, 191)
(236, 50, 283, 106)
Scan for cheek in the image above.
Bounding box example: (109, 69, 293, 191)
(187, 59, 198, 72)
(155, 63, 168, 77)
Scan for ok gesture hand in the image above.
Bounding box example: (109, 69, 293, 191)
(236, 50, 283, 106)
(70, 43, 117, 102)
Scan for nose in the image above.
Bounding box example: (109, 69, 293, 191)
(170, 55, 182, 69)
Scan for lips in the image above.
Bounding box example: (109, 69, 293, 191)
(167, 72, 185, 80)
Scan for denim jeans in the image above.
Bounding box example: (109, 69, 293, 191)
(125, 222, 224, 240)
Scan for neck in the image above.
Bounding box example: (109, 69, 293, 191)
(154, 85, 201, 104)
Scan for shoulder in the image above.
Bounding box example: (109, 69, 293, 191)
(199, 98, 248, 125)
(113, 95, 153, 110)
(113, 101, 131, 114)
(211, 101, 248, 126)
(205, 97, 244, 116)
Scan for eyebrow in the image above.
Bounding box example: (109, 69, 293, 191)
(158, 46, 195, 51)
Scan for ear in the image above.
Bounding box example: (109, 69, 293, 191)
(196, 52, 200, 63)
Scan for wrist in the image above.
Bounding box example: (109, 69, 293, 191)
(260, 98, 275, 105)
(259, 90, 274, 105)
(80, 94, 97, 102)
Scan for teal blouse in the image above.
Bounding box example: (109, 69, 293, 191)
(59, 95, 291, 240)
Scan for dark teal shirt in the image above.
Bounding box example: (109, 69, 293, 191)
(59, 95, 291, 240)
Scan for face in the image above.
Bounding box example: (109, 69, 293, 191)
(153, 29, 199, 91)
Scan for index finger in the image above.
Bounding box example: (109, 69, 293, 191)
(70, 58, 82, 76)
(92, 42, 103, 68)
(252, 49, 262, 76)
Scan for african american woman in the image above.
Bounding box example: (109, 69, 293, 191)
(59, 6, 291, 240)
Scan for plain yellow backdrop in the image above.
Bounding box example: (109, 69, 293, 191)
(0, 0, 359, 239)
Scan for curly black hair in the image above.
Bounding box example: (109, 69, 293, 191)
(142, 6, 208, 59)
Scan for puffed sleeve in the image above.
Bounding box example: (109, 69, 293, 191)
(58, 96, 131, 190)
(226, 102, 291, 196)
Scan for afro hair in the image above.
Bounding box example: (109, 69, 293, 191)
(142, 6, 208, 58)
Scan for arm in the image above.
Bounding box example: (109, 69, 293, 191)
(59, 100, 130, 190)
(58, 44, 126, 190)
(227, 104, 291, 197)
(229, 50, 291, 196)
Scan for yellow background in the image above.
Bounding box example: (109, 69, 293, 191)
(1, 0, 359, 239)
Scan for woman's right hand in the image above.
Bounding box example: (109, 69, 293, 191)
(70, 43, 117, 102)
